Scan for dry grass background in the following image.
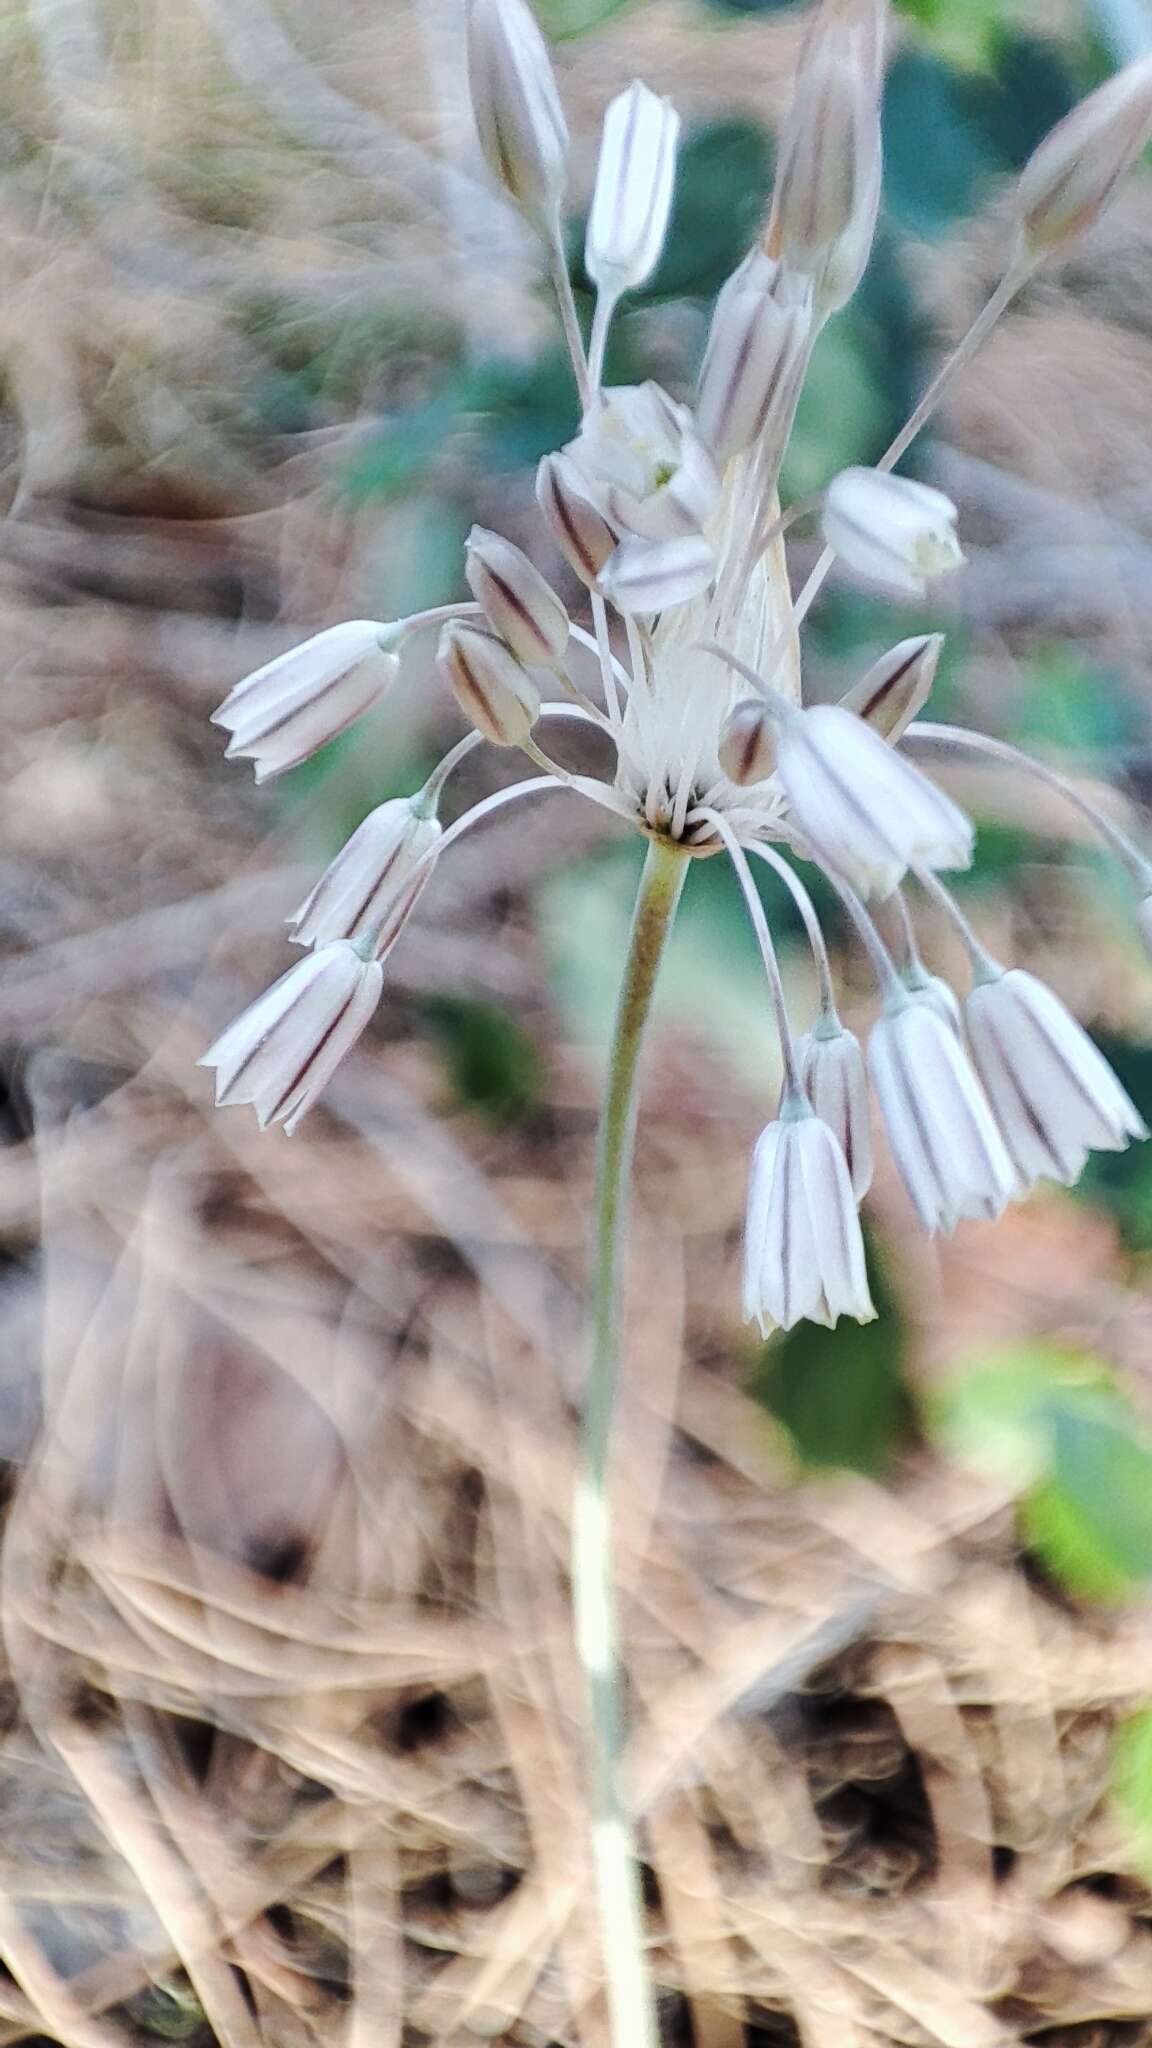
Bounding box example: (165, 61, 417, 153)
(2, 0, 1152, 2043)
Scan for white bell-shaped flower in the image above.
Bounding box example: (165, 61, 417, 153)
(795, 1022, 873, 1199)
(290, 797, 442, 950)
(743, 1098, 875, 1333)
(212, 622, 399, 784)
(775, 702, 973, 899)
(966, 967, 1146, 1188)
(823, 469, 964, 599)
(201, 943, 383, 1134)
(869, 999, 1017, 1233)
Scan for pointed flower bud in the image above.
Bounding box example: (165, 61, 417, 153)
(695, 276, 811, 468)
(775, 703, 973, 899)
(796, 1023, 873, 1199)
(743, 1101, 875, 1333)
(437, 621, 540, 746)
(823, 469, 963, 599)
(563, 383, 720, 542)
(869, 999, 1016, 1233)
(1013, 54, 1152, 260)
(467, 0, 568, 230)
(200, 942, 383, 1135)
(596, 533, 714, 615)
(838, 634, 943, 743)
(765, 0, 885, 315)
(536, 451, 619, 587)
(586, 81, 680, 299)
(965, 967, 1146, 1190)
(465, 526, 569, 668)
(289, 796, 442, 950)
(212, 622, 400, 784)
(719, 699, 777, 786)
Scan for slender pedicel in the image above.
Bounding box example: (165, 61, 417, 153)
(904, 722, 1152, 887)
(744, 840, 838, 1020)
(696, 809, 802, 1096)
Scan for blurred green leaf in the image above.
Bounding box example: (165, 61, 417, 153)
(1112, 1709, 1152, 1877)
(646, 120, 774, 300)
(535, 0, 632, 36)
(1011, 644, 1144, 760)
(892, 0, 1003, 70)
(750, 1241, 911, 1477)
(420, 995, 543, 1126)
(930, 1343, 1152, 1603)
(883, 36, 1077, 238)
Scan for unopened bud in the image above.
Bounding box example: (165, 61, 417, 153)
(465, 526, 569, 667)
(719, 699, 777, 785)
(467, 0, 568, 231)
(838, 633, 943, 742)
(696, 282, 811, 467)
(596, 533, 714, 615)
(764, 0, 885, 315)
(823, 468, 963, 599)
(586, 81, 680, 299)
(1014, 55, 1152, 259)
(437, 622, 540, 746)
(536, 451, 618, 586)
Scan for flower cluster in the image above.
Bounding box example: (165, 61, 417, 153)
(202, 0, 1152, 1330)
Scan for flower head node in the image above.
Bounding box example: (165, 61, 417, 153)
(201, 0, 1152, 1324)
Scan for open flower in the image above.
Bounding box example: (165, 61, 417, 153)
(201, 944, 383, 1135)
(965, 968, 1146, 1188)
(823, 469, 964, 598)
(563, 383, 720, 542)
(743, 1102, 874, 1332)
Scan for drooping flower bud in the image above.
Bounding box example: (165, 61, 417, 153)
(465, 526, 570, 668)
(212, 621, 401, 784)
(743, 1102, 875, 1332)
(719, 699, 777, 786)
(695, 275, 811, 468)
(1013, 54, 1152, 261)
(200, 942, 383, 1135)
(764, 0, 885, 315)
(906, 969, 963, 1036)
(437, 622, 540, 746)
(838, 634, 943, 742)
(289, 796, 442, 950)
(775, 703, 972, 899)
(562, 383, 720, 541)
(467, 0, 568, 231)
(822, 468, 963, 599)
(795, 1022, 873, 1200)
(536, 451, 619, 587)
(596, 533, 715, 615)
(586, 81, 680, 300)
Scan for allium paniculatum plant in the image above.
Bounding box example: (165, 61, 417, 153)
(201, 6, 1152, 2042)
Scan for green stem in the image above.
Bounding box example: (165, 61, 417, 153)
(573, 836, 689, 2048)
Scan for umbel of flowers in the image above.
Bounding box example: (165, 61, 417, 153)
(201, 8, 1152, 2043)
(205, 0, 1152, 1322)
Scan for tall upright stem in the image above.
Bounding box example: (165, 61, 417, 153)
(573, 835, 689, 2048)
